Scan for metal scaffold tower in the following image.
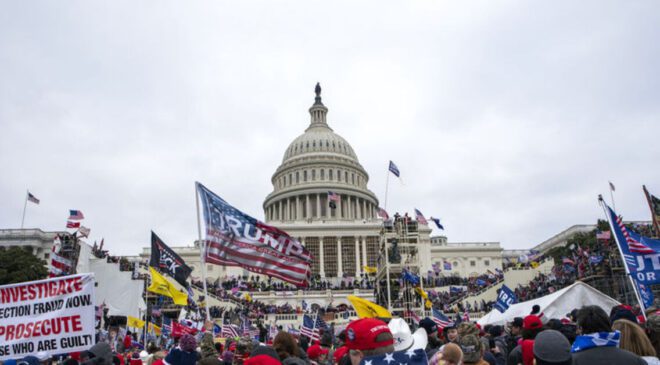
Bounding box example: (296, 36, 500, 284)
(375, 217, 426, 320)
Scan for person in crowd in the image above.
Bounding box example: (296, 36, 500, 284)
(273, 331, 305, 365)
(244, 346, 282, 365)
(420, 317, 442, 357)
(429, 343, 463, 365)
(164, 334, 198, 365)
(505, 317, 523, 356)
(647, 314, 660, 357)
(507, 315, 542, 365)
(459, 334, 489, 365)
(488, 325, 508, 358)
(571, 305, 647, 365)
(532, 329, 571, 365)
(344, 318, 395, 365)
(306, 344, 329, 365)
(81, 342, 115, 365)
(612, 319, 660, 365)
(443, 323, 460, 345)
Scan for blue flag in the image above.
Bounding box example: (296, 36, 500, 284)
(637, 280, 654, 310)
(388, 161, 400, 177)
(213, 324, 221, 337)
(449, 286, 462, 294)
(606, 204, 660, 285)
(589, 255, 604, 265)
(402, 269, 420, 286)
(444, 261, 452, 270)
(494, 285, 517, 313)
(360, 348, 427, 365)
(476, 279, 487, 286)
(430, 217, 444, 230)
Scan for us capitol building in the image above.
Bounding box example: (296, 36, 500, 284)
(140, 85, 506, 293)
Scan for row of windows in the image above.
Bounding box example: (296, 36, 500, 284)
(288, 138, 352, 156)
(277, 167, 364, 188)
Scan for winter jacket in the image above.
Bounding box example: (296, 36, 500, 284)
(571, 347, 647, 365)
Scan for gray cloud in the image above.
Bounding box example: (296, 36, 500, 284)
(1, 1, 659, 255)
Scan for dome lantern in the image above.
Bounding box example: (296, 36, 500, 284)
(307, 82, 331, 132)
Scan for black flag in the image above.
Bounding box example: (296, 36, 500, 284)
(150, 231, 192, 287)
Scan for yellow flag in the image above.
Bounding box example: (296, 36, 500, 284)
(530, 261, 540, 269)
(363, 266, 377, 274)
(244, 292, 252, 302)
(127, 316, 145, 329)
(148, 323, 162, 336)
(148, 267, 188, 305)
(347, 295, 391, 318)
(414, 287, 428, 300)
(425, 299, 433, 309)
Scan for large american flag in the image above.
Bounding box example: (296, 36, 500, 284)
(613, 207, 655, 254)
(300, 314, 320, 341)
(197, 182, 312, 286)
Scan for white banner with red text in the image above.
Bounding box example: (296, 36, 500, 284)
(0, 273, 96, 361)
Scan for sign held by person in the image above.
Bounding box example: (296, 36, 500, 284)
(0, 273, 96, 361)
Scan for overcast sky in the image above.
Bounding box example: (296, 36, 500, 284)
(2, 1, 659, 255)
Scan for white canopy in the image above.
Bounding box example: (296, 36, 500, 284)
(477, 281, 620, 326)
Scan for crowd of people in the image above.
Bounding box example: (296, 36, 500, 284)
(9, 302, 660, 365)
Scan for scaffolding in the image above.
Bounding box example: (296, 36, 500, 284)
(375, 218, 426, 321)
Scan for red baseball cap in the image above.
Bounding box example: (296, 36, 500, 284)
(345, 318, 394, 351)
(523, 315, 543, 330)
(333, 346, 348, 363)
(307, 344, 329, 360)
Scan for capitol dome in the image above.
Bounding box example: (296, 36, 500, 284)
(263, 84, 379, 223)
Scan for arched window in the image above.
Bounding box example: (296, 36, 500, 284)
(337, 170, 341, 181)
(312, 170, 316, 181)
(352, 173, 355, 184)
(296, 171, 300, 183)
(304, 171, 308, 182)
(345, 171, 348, 182)
(329, 170, 333, 180)
(321, 169, 325, 180)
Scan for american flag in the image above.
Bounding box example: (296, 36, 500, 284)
(614, 210, 656, 254)
(27, 192, 40, 204)
(596, 230, 611, 240)
(222, 324, 240, 338)
(66, 221, 80, 228)
(78, 226, 91, 238)
(49, 236, 72, 277)
(361, 348, 427, 365)
(328, 191, 340, 202)
(162, 317, 172, 336)
(405, 309, 421, 323)
(197, 182, 312, 286)
(300, 314, 320, 341)
(287, 324, 300, 336)
(388, 161, 400, 177)
(377, 207, 390, 220)
(242, 320, 259, 338)
(432, 309, 453, 328)
(415, 209, 428, 225)
(69, 209, 85, 220)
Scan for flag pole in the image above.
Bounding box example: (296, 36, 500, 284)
(643, 185, 660, 237)
(609, 182, 617, 212)
(195, 182, 211, 320)
(21, 190, 28, 229)
(598, 195, 646, 321)
(384, 168, 390, 211)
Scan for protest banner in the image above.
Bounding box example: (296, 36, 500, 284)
(0, 273, 96, 361)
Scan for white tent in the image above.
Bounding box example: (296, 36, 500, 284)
(477, 281, 620, 326)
